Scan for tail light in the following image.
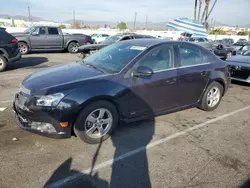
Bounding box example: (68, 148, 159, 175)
(11, 38, 18, 43)
(84, 37, 88, 44)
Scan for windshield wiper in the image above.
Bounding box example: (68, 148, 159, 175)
(83, 62, 106, 73)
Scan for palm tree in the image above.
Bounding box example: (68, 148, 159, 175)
(205, 0, 218, 22)
(198, 0, 203, 22)
(194, 0, 198, 21)
(200, 0, 210, 24)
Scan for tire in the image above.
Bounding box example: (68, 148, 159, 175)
(18, 42, 29, 55)
(67, 42, 79, 53)
(199, 82, 224, 111)
(74, 100, 118, 144)
(0, 55, 7, 72)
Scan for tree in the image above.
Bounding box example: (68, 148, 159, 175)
(209, 29, 227, 35)
(116, 22, 128, 30)
(205, 0, 218, 23)
(59, 24, 66, 29)
(237, 31, 248, 36)
(198, 0, 203, 22)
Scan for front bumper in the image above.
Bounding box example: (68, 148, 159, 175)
(9, 50, 22, 63)
(13, 93, 72, 139)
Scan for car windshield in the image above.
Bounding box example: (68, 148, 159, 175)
(23, 27, 37, 34)
(82, 42, 147, 73)
(242, 50, 250, 56)
(101, 35, 122, 45)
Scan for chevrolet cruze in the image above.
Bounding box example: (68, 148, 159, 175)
(13, 39, 231, 144)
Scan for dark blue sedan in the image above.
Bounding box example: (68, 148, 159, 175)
(13, 39, 231, 144)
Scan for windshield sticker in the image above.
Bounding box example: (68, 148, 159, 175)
(130, 46, 147, 51)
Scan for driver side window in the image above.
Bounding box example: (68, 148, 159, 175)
(38, 27, 46, 35)
(136, 45, 174, 72)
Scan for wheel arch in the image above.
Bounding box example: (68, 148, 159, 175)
(71, 95, 120, 135)
(18, 41, 30, 49)
(66, 40, 79, 48)
(210, 78, 226, 96)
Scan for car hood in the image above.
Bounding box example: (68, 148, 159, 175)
(77, 44, 108, 52)
(11, 32, 29, 37)
(227, 55, 250, 64)
(22, 62, 105, 94)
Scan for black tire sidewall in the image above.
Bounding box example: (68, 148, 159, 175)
(200, 82, 223, 111)
(74, 100, 118, 144)
(68, 42, 79, 53)
(0, 55, 7, 72)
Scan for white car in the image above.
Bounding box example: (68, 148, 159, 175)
(91, 34, 109, 43)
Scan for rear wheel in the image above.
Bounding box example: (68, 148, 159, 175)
(18, 42, 29, 55)
(0, 55, 7, 72)
(74, 100, 118, 144)
(199, 82, 224, 111)
(67, 42, 79, 53)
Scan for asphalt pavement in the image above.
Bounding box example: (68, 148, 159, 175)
(0, 53, 249, 188)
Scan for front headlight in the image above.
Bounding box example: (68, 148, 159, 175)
(36, 93, 65, 107)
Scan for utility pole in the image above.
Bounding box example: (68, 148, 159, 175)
(28, 6, 31, 22)
(133, 12, 137, 31)
(194, 0, 198, 21)
(145, 14, 148, 30)
(73, 9, 76, 26)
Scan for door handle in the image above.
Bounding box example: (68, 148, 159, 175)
(166, 78, 177, 84)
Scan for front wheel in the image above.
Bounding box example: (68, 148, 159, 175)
(199, 82, 224, 111)
(74, 100, 118, 144)
(67, 42, 79, 53)
(0, 55, 7, 72)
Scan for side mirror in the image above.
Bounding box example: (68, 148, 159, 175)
(133, 66, 154, 77)
(31, 31, 38, 36)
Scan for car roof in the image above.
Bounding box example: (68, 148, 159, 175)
(117, 38, 200, 48)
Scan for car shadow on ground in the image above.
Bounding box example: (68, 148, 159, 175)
(7, 57, 49, 71)
(44, 81, 155, 188)
(43, 118, 155, 188)
(231, 80, 250, 87)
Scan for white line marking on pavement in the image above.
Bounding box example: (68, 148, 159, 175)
(0, 107, 7, 112)
(0, 100, 13, 104)
(45, 105, 250, 188)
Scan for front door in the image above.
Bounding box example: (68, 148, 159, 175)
(176, 44, 211, 106)
(127, 44, 179, 117)
(29, 27, 47, 49)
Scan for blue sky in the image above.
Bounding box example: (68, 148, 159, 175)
(1, 0, 250, 26)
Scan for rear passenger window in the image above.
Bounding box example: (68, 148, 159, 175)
(48, 28, 59, 35)
(178, 45, 209, 67)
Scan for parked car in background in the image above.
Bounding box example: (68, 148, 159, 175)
(13, 39, 230, 144)
(77, 33, 156, 58)
(212, 40, 237, 60)
(227, 50, 250, 83)
(236, 43, 250, 55)
(91, 34, 109, 43)
(186, 37, 209, 42)
(237, 38, 248, 43)
(221, 38, 235, 45)
(233, 41, 249, 51)
(0, 27, 21, 72)
(12, 26, 90, 54)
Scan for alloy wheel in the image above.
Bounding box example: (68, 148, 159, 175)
(0, 58, 4, 68)
(19, 43, 28, 54)
(207, 87, 221, 108)
(70, 44, 79, 53)
(85, 108, 113, 138)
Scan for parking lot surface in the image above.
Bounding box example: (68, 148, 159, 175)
(0, 53, 250, 188)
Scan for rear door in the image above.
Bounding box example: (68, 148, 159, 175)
(176, 44, 212, 106)
(46, 27, 63, 48)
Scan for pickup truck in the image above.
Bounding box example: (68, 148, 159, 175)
(11, 26, 93, 54)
